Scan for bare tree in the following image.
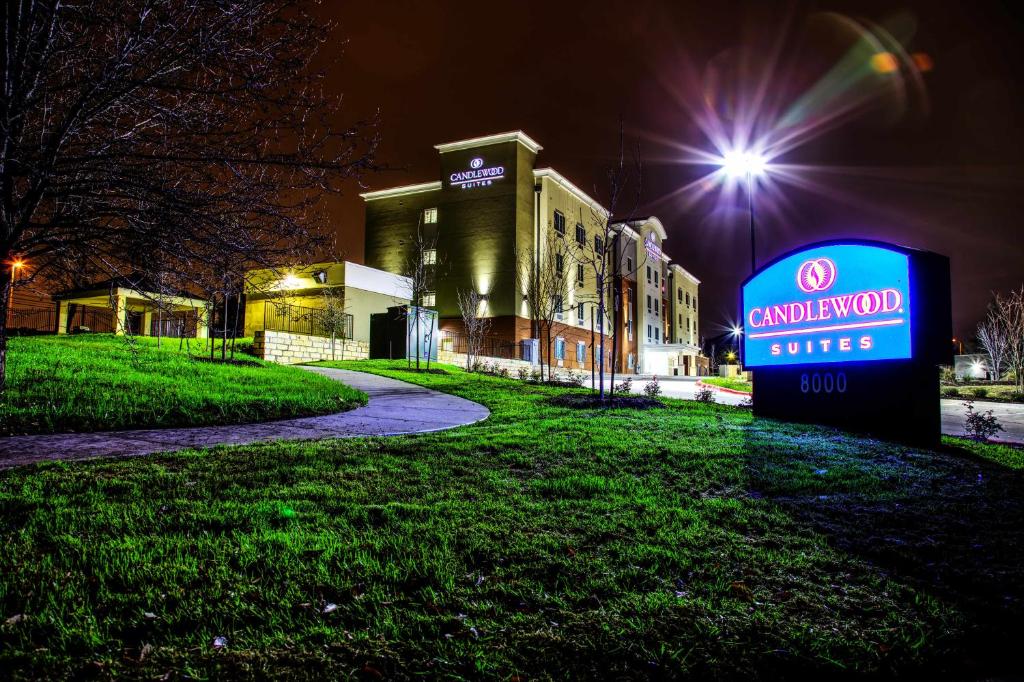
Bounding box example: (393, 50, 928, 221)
(565, 126, 643, 400)
(401, 218, 438, 371)
(320, 284, 350, 362)
(977, 299, 1010, 381)
(0, 0, 379, 389)
(457, 288, 491, 371)
(997, 286, 1024, 391)
(518, 233, 570, 381)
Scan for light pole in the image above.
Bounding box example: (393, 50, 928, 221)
(720, 151, 767, 274)
(6, 259, 24, 328)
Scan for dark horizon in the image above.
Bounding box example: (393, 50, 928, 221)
(322, 0, 1024, 344)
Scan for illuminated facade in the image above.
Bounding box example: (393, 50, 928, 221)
(362, 131, 703, 375)
(243, 261, 412, 343)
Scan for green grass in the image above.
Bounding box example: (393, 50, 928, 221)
(0, 334, 365, 434)
(702, 376, 752, 393)
(2, 360, 1023, 679)
(941, 383, 1024, 403)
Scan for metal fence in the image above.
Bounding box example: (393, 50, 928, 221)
(439, 331, 521, 360)
(150, 311, 200, 338)
(7, 307, 57, 335)
(66, 305, 117, 333)
(262, 301, 353, 340)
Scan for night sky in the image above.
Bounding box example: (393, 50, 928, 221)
(318, 0, 1024, 342)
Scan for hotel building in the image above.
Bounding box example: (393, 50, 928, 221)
(361, 131, 703, 375)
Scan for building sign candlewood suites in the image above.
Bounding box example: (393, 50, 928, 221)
(743, 245, 912, 367)
(741, 240, 951, 446)
(448, 157, 505, 189)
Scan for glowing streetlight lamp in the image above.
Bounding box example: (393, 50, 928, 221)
(718, 150, 769, 274)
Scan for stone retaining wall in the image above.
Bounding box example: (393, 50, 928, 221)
(254, 330, 369, 365)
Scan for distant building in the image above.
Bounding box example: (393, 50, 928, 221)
(243, 261, 412, 344)
(53, 276, 210, 338)
(361, 131, 704, 375)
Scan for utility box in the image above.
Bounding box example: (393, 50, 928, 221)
(369, 305, 439, 361)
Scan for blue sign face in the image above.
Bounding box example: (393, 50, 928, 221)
(742, 243, 912, 368)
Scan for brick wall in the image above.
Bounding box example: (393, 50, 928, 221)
(254, 330, 369, 365)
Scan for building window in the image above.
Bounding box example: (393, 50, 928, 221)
(422, 249, 437, 265)
(627, 257, 633, 274)
(576, 263, 585, 286)
(685, 291, 690, 306)
(679, 313, 683, 327)
(647, 324, 652, 341)
(677, 288, 683, 302)
(655, 327, 660, 342)
(693, 296, 697, 311)
(554, 210, 565, 237)
(554, 295, 563, 320)
(577, 341, 586, 363)
(422, 292, 436, 307)
(627, 352, 635, 369)
(555, 337, 566, 361)
(654, 299, 659, 314)
(594, 236, 604, 255)
(424, 207, 437, 224)
(654, 270, 658, 286)
(646, 265, 651, 282)
(646, 294, 651, 312)
(575, 223, 585, 245)
(576, 302, 584, 324)
(555, 252, 564, 276)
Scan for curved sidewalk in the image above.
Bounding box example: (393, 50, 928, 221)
(0, 367, 490, 469)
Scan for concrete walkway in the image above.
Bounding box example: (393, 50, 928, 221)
(0, 367, 490, 469)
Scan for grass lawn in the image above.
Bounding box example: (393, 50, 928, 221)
(701, 376, 752, 393)
(2, 360, 1023, 679)
(0, 334, 365, 435)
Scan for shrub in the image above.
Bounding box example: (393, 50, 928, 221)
(944, 387, 960, 398)
(615, 376, 633, 394)
(695, 386, 716, 403)
(529, 368, 542, 382)
(498, 366, 510, 379)
(643, 376, 662, 398)
(516, 366, 529, 381)
(971, 387, 989, 399)
(470, 359, 483, 373)
(939, 365, 956, 384)
(963, 400, 1004, 441)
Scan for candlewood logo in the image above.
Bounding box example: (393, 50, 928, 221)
(796, 257, 837, 293)
(449, 157, 504, 188)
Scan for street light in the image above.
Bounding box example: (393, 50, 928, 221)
(719, 150, 768, 274)
(7, 259, 25, 327)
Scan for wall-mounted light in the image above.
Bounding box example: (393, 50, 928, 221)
(314, 270, 328, 284)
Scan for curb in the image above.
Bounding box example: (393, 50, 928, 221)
(696, 379, 752, 397)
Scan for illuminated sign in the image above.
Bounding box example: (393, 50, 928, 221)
(742, 243, 912, 368)
(644, 234, 663, 261)
(449, 156, 504, 189)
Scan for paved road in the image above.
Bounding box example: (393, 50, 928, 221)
(585, 375, 1024, 444)
(0, 367, 490, 469)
